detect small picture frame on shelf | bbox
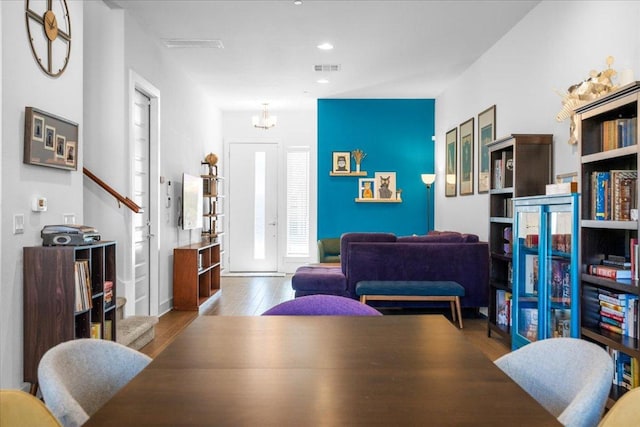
[332,151,351,174]
[459,118,474,195]
[358,178,375,199]
[477,105,496,193]
[445,127,457,197]
[374,172,396,200]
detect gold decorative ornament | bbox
[204,153,219,166]
[555,56,618,144]
[25,0,72,77]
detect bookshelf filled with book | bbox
[511,194,580,350]
[576,82,640,403]
[487,134,553,345]
[23,241,117,390]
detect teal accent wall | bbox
[318,99,435,239]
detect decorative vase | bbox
[356,164,361,173]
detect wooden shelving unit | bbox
[354,198,402,203]
[23,241,117,391]
[173,241,221,310]
[486,134,553,346]
[329,171,367,176]
[575,82,640,406]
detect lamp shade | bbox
[421,174,436,185]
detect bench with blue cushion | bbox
[355,280,465,328]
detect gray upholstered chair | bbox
[317,238,341,263]
[38,339,152,427]
[0,389,62,427]
[598,386,640,427]
[494,338,613,427]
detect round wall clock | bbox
[25,0,72,77]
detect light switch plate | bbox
[63,213,76,224]
[13,214,24,234]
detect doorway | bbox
[132,89,151,315]
[228,142,279,272]
[129,70,160,316]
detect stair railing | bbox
[83,167,143,213]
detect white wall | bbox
[435,0,640,240]
[222,109,318,273]
[83,1,223,317]
[1,1,84,389]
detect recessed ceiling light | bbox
[317,43,333,51]
[293,0,302,5]
[317,78,330,84]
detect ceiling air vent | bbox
[162,39,224,49]
[314,64,341,72]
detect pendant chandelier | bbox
[252,103,277,130]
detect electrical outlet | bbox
[13,214,24,234]
[63,213,76,224]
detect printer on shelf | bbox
[41,225,101,246]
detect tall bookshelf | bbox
[201,162,224,270]
[487,134,553,345]
[576,82,640,405]
[23,241,117,392]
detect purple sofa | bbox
[292,231,489,309]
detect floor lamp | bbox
[421,174,436,232]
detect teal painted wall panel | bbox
[318,99,435,239]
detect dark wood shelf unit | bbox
[23,241,117,389]
[576,82,640,404]
[173,241,221,310]
[486,134,553,345]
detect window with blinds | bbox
[286,148,310,257]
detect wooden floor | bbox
[140,275,511,361]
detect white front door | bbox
[132,89,151,315]
[228,142,278,272]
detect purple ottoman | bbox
[292,266,348,298]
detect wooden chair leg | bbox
[449,300,456,323]
[455,296,463,329]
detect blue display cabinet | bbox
[511,193,580,349]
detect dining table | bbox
[85,314,560,426]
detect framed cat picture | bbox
[374,172,397,200]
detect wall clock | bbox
[25,0,72,77]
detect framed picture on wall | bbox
[445,127,457,197]
[331,151,351,174]
[374,172,396,200]
[459,118,474,195]
[24,107,79,171]
[477,105,496,193]
[358,178,375,199]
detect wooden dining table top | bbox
[85,315,560,426]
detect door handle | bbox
[268,221,277,226]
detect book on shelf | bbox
[632,238,639,281]
[589,169,637,221]
[592,171,610,220]
[601,117,637,151]
[588,264,632,280]
[104,319,113,341]
[551,233,572,253]
[610,170,637,221]
[496,290,512,327]
[607,348,640,390]
[90,322,102,339]
[524,254,538,295]
[519,307,538,341]
[502,150,513,188]
[74,260,93,312]
[551,309,571,338]
[550,259,571,304]
[494,158,503,190]
[104,280,114,306]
